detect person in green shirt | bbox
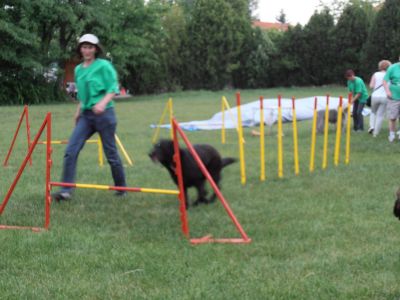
[346,69,369,131]
[52,34,127,201]
[383,61,400,142]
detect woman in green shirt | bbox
[52,34,127,201]
[346,69,369,131]
[383,61,400,142]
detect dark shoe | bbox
[114,191,127,197]
[368,128,374,134]
[51,191,71,202]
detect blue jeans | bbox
[352,100,365,130]
[59,108,126,193]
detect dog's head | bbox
[148,139,175,166]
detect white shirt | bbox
[371,71,386,97]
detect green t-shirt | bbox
[75,58,120,111]
[384,62,400,100]
[347,76,369,103]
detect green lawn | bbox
[1,86,400,299]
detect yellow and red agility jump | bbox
[0,111,251,245]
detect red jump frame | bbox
[3,105,32,167]
[0,113,52,231]
[172,118,251,244]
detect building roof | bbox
[252,20,289,31]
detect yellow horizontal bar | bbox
[140,188,179,195]
[75,183,109,190]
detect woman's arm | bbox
[369,74,375,89]
[74,102,81,125]
[383,80,391,99]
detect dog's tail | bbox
[222,157,237,168]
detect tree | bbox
[183,0,252,89]
[364,0,400,75]
[301,9,336,85]
[232,28,276,88]
[332,2,372,82]
[271,25,309,86]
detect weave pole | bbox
[322,95,330,169]
[291,97,299,175]
[334,96,344,166]
[236,92,246,185]
[259,96,266,181]
[345,94,352,164]
[221,96,226,144]
[309,97,318,172]
[172,118,251,244]
[277,95,283,178]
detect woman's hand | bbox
[93,101,106,114]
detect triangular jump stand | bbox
[172,118,251,244]
[3,105,32,167]
[0,113,52,231]
[3,105,133,167]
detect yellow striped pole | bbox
[277,95,283,178]
[38,139,98,145]
[236,92,246,185]
[115,134,133,166]
[292,97,299,175]
[51,182,179,195]
[322,95,330,169]
[309,97,318,172]
[98,136,104,167]
[222,96,245,144]
[334,96,344,166]
[140,188,179,195]
[345,94,352,165]
[259,96,266,181]
[152,99,170,144]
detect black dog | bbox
[149,139,236,208]
[393,188,400,220]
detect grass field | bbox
[1,86,400,299]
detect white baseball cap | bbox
[78,34,99,45]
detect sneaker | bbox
[51,191,71,202]
[368,128,374,134]
[114,191,127,197]
[389,134,396,142]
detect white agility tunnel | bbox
[153,96,369,131]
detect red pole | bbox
[44,113,52,229]
[25,106,32,166]
[0,114,49,214]
[3,106,27,166]
[172,121,190,238]
[172,118,250,241]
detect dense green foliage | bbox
[0,0,395,104]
